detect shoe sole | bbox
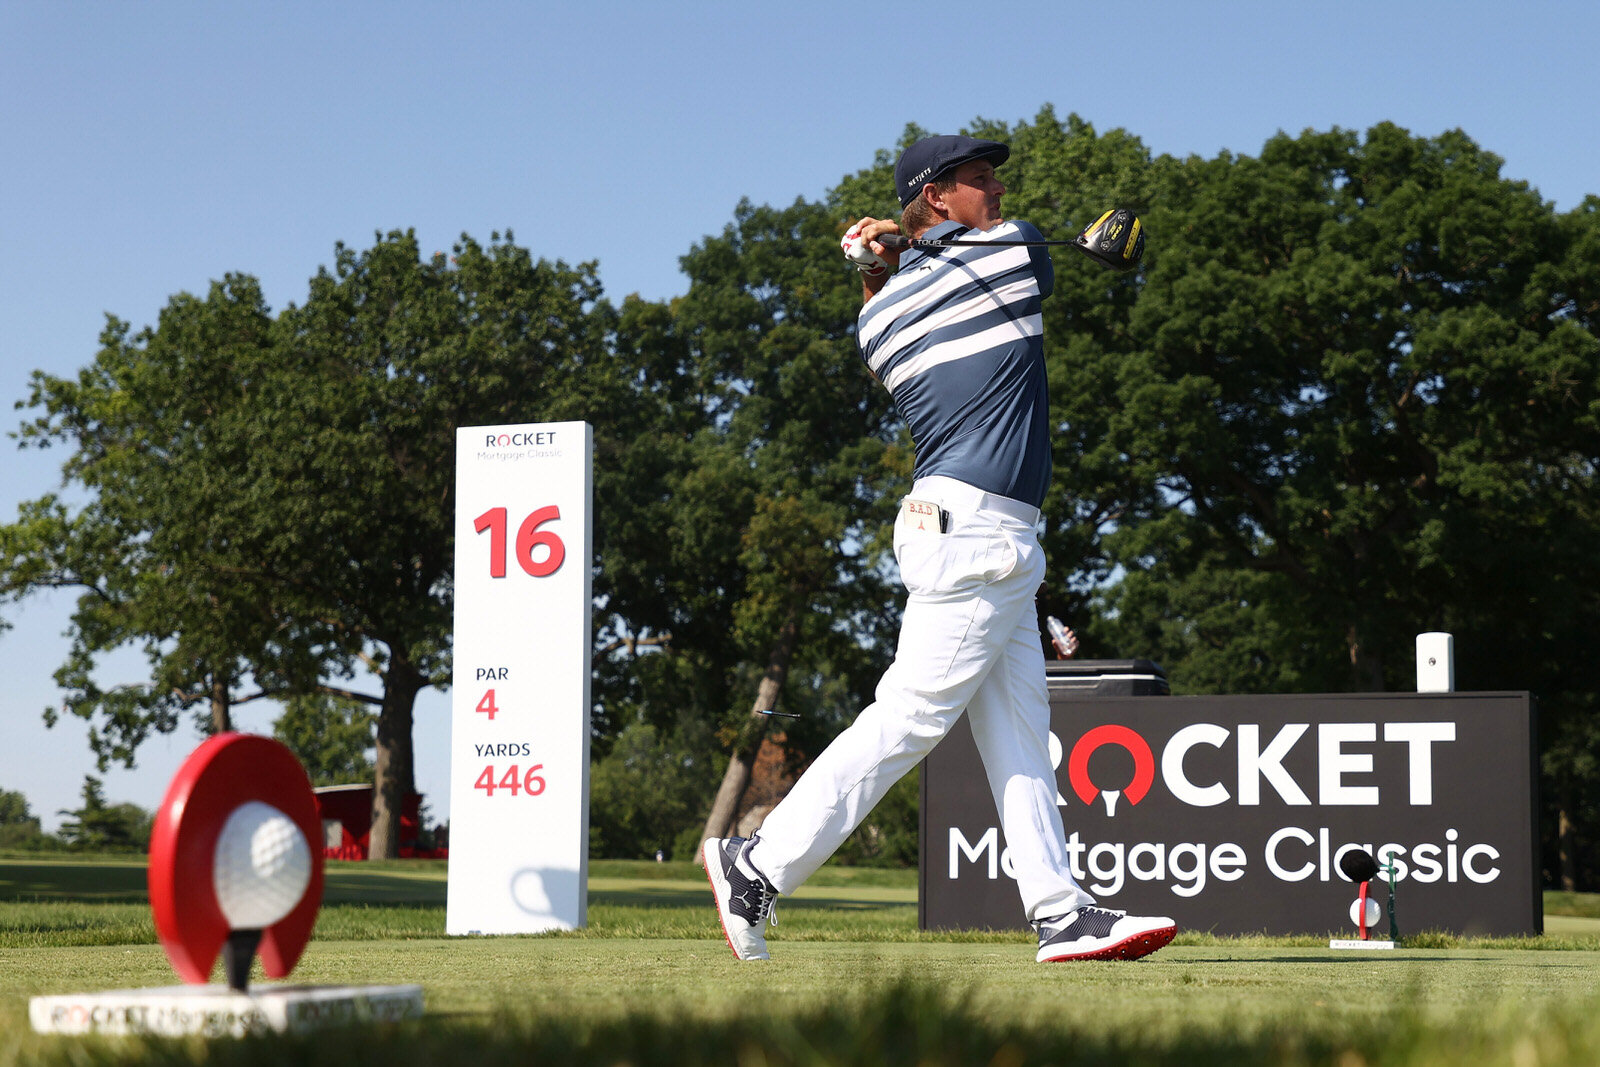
[1038,924,1176,962]
[702,839,766,961]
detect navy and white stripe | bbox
[858,219,1055,508]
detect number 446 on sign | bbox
[473,765,546,797]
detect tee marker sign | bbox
[447,422,592,935]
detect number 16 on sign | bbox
[447,422,592,936]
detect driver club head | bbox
[1339,847,1381,884]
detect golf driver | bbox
[876,207,1145,272]
[1338,847,1380,884]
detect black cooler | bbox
[1045,658,1170,697]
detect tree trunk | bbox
[699,747,757,862]
[1557,793,1578,892]
[1345,623,1386,691]
[369,652,422,860]
[696,609,800,863]
[209,675,233,735]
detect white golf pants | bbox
[750,475,1093,922]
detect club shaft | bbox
[878,234,1073,250]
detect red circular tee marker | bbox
[147,733,325,985]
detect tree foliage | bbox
[4,230,653,858]
[1096,124,1599,697]
[2,277,299,762]
[589,719,724,860]
[55,776,151,852]
[667,196,910,846]
[273,692,376,787]
[997,115,1597,885]
[0,787,46,849]
[3,109,1596,884]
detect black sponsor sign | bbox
[919,692,1539,937]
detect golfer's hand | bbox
[841,217,902,277]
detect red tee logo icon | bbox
[1066,724,1156,816]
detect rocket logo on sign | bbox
[1054,720,1460,813]
[1067,724,1156,815]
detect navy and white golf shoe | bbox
[1033,906,1176,962]
[703,835,779,961]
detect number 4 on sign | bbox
[476,690,499,720]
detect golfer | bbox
[706,134,1176,963]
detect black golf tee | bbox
[223,928,263,992]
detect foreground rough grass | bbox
[2,856,1599,1065]
[3,939,1600,1065]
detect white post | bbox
[447,422,592,935]
[1415,632,1455,693]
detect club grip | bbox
[876,233,912,251]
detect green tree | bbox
[252,231,631,857]
[586,295,730,745]
[274,693,375,786]
[4,230,648,858]
[1087,123,1598,692]
[56,776,151,852]
[589,718,724,859]
[669,196,908,849]
[0,787,45,849]
[1065,123,1600,884]
[1,277,313,764]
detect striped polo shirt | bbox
[857,219,1055,508]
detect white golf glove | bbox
[841,224,888,277]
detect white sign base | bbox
[1329,939,1397,950]
[30,984,423,1036]
[447,422,592,935]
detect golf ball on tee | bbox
[213,801,312,929]
[1350,896,1382,928]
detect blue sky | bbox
[3,1,1596,831]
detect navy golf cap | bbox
[895,134,1010,207]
